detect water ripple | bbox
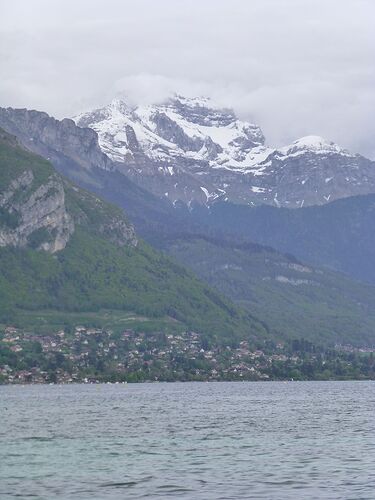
[1,381,375,499]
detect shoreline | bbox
[2,377,374,386]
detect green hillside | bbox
[163,235,375,346]
[0,130,267,344]
[191,198,375,285]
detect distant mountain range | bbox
[2,100,375,346]
[163,234,375,346]
[73,96,375,208]
[191,196,375,285]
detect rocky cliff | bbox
[0,171,74,253]
[0,128,137,253]
[0,130,74,252]
[0,107,112,172]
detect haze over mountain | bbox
[2,0,375,159]
[192,196,375,286]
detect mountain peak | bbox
[281,135,350,156]
[106,98,135,117]
[109,97,133,111]
[294,135,330,147]
[73,95,265,167]
[172,94,212,108]
[69,96,375,208]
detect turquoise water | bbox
[1,381,375,499]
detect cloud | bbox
[1,0,375,157]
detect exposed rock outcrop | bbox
[0,170,74,253]
[0,127,138,253]
[0,107,112,171]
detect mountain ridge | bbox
[190,195,375,285]
[73,95,375,208]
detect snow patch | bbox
[200,186,210,201]
[250,186,266,193]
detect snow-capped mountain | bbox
[74,96,375,207]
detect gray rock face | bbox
[244,143,375,208]
[0,107,112,172]
[152,111,203,152]
[125,125,140,152]
[0,170,74,253]
[100,217,138,247]
[0,127,138,253]
[171,97,236,126]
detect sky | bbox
[1,0,375,157]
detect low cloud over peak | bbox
[1,0,374,157]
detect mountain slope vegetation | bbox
[162,235,375,346]
[0,129,267,344]
[3,109,375,348]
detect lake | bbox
[1,381,375,499]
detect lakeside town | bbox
[1,325,375,384]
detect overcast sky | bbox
[1,0,374,157]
